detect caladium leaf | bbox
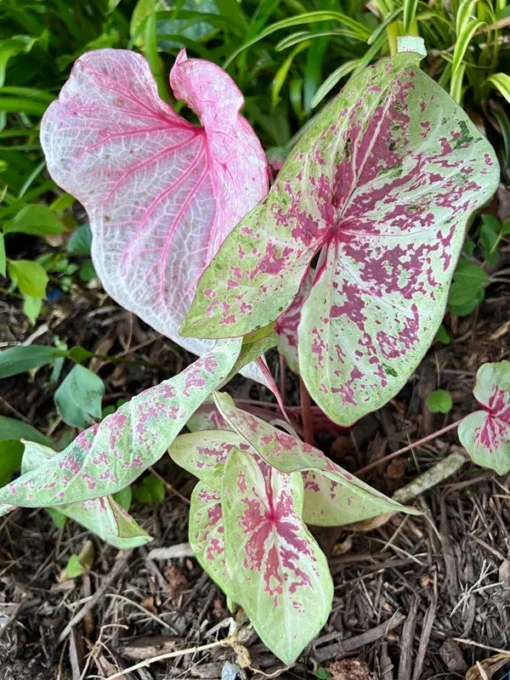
[214,392,419,525]
[458,361,510,474]
[223,446,333,664]
[21,442,151,548]
[189,482,236,601]
[186,399,231,433]
[169,430,247,491]
[40,48,268,361]
[0,339,241,508]
[183,51,499,425]
[275,268,313,374]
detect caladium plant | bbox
[182,50,500,425]
[168,392,418,661]
[459,361,510,474]
[3,37,502,666]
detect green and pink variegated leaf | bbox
[222,446,333,663]
[41,49,267,366]
[183,51,499,425]
[21,442,151,548]
[214,392,419,525]
[458,361,510,475]
[189,482,236,601]
[0,339,241,508]
[186,399,231,433]
[275,268,313,374]
[169,430,247,491]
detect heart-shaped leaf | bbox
[0,339,241,508]
[23,442,151,548]
[222,446,333,664]
[458,361,510,474]
[214,392,419,525]
[183,52,499,425]
[189,481,236,601]
[41,48,268,361]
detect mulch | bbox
[1,246,510,679]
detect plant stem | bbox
[356,419,463,476]
[299,376,314,446]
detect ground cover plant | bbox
[0,1,509,677]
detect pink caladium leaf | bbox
[20,442,151,548]
[183,51,500,425]
[189,482,236,601]
[458,361,510,475]
[214,392,419,525]
[0,338,241,508]
[222,446,333,663]
[40,49,268,362]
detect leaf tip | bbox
[397,36,427,58]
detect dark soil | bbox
[1,245,510,679]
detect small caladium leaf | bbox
[223,446,333,664]
[458,361,510,474]
[0,339,241,508]
[186,398,231,433]
[214,392,419,525]
[41,48,268,361]
[169,430,247,491]
[189,481,236,601]
[183,52,499,425]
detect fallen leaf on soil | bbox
[164,564,189,594]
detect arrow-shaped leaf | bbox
[222,446,333,664]
[183,52,499,425]
[214,392,419,525]
[459,361,510,474]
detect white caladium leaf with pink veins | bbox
[214,392,419,525]
[189,482,238,602]
[40,48,268,360]
[0,338,241,509]
[183,51,500,425]
[458,361,510,475]
[222,446,333,663]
